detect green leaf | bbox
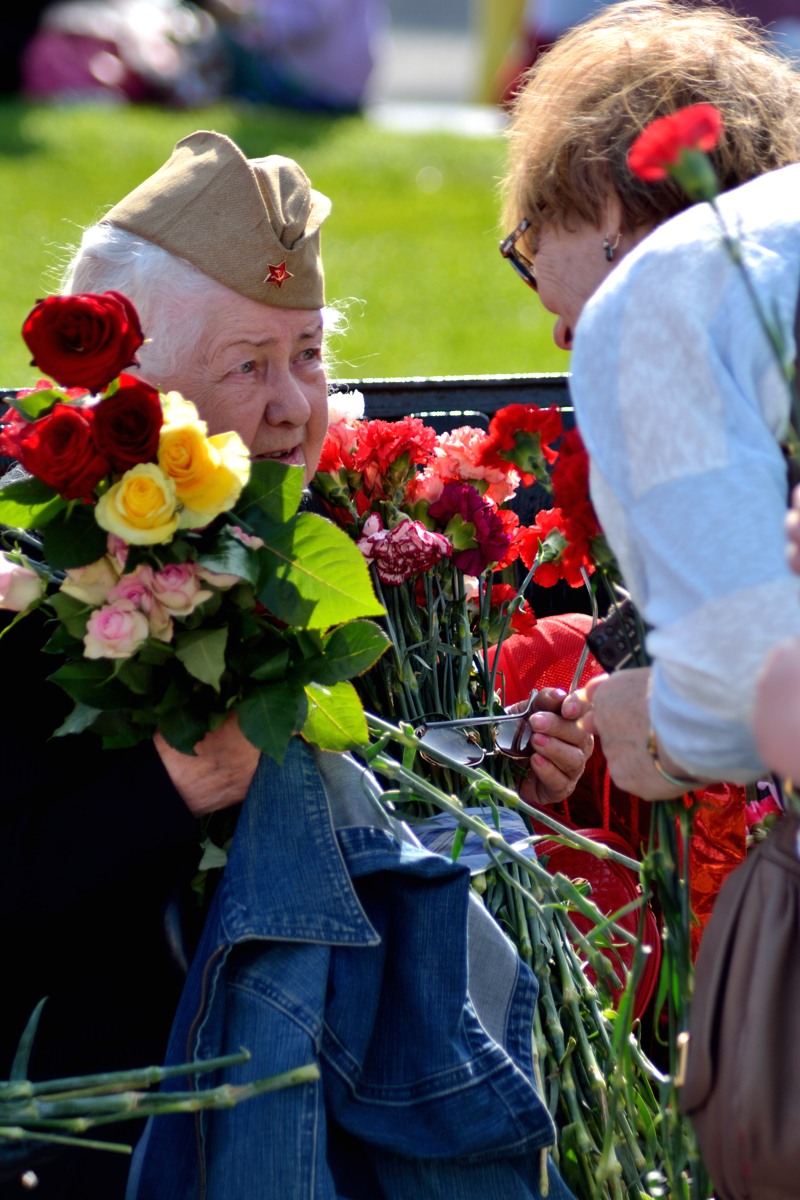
[156,704,210,755]
[235,680,306,763]
[317,621,390,683]
[9,387,64,420]
[11,998,48,1082]
[49,659,139,709]
[48,591,91,638]
[198,838,229,871]
[115,657,155,696]
[257,512,384,630]
[302,681,368,751]
[175,627,228,691]
[43,507,108,570]
[0,476,65,531]
[51,701,104,738]
[197,530,259,586]
[236,460,304,525]
[250,646,290,682]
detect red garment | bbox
[493,616,748,958]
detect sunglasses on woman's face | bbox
[416,693,537,768]
[499,218,538,292]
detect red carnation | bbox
[478,404,563,486]
[516,506,595,589]
[92,374,163,472]
[627,104,723,199]
[551,427,601,540]
[18,403,110,500]
[22,291,144,393]
[353,416,437,497]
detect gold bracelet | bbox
[646,728,702,791]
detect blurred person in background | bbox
[199,0,387,112]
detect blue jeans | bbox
[126,741,575,1200]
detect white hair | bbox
[61,223,346,385]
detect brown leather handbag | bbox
[678,812,800,1199]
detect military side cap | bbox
[102,130,330,309]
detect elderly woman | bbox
[498,0,800,799]
[1,132,587,1200]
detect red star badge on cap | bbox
[264,261,293,288]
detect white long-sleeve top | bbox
[570,163,800,782]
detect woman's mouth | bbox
[255,447,304,467]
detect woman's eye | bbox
[298,347,321,363]
[238,360,256,374]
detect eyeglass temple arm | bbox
[422,692,538,730]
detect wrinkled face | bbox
[526,201,654,351]
[162,289,329,484]
[530,220,622,352]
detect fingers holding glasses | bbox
[518,687,595,808]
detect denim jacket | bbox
[126,740,574,1200]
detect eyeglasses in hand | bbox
[416,691,538,768]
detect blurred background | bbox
[0,0,796,387]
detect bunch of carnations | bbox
[0,292,387,760]
[311,403,604,737]
[312,406,674,1199]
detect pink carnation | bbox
[434,426,521,505]
[356,513,451,585]
[83,601,150,659]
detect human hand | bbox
[154,713,260,817]
[577,667,695,800]
[516,686,594,808]
[754,635,800,782]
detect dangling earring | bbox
[602,232,621,263]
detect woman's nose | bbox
[553,317,574,352]
[263,373,311,426]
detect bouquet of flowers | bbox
[312,403,674,1199]
[0,291,388,761]
[312,404,611,733]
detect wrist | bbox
[646,726,704,792]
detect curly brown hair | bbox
[502,0,800,243]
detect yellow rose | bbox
[159,425,250,528]
[95,463,179,545]
[159,390,206,432]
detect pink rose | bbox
[150,562,213,615]
[356,513,451,585]
[106,534,129,571]
[0,553,44,612]
[60,555,121,605]
[107,564,172,640]
[197,565,244,591]
[230,525,265,550]
[83,601,150,659]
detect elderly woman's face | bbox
[530,213,653,351]
[165,290,329,484]
[530,221,620,352]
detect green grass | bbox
[0,99,570,388]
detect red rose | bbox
[22,291,145,393]
[627,103,723,182]
[18,403,110,500]
[92,373,163,472]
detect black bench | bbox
[332,372,572,430]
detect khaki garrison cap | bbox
[102,130,331,309]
